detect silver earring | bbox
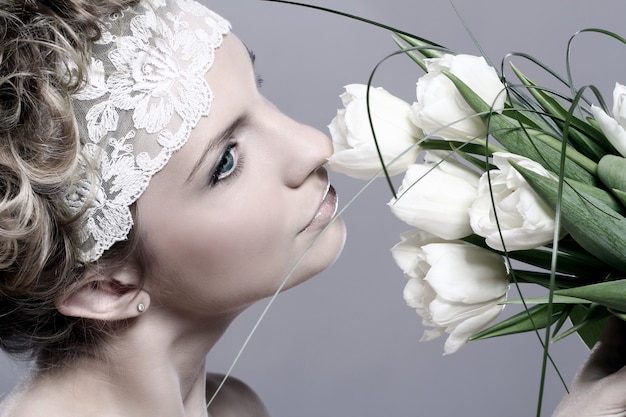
[137,303,146,313]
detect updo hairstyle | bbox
[0,0,139,368]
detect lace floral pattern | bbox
[66,0,230,262]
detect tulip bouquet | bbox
[340,38,626,353]
[266,1,626,363]
[329,39,626,356]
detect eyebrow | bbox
[246,45,264,88]
[247,45,256,65]
[186,115,248,183]
[185,45,260,183]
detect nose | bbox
[270,108,333,188]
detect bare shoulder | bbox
[0,390,42,417]
[205,373,271,417]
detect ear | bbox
[55,265,150,321]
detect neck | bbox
[22,309,241,417]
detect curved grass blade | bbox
[565,28,626,106]
[206,170,381,410]
[262,0,445,49]
[509,65,612,160]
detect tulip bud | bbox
[598,154,626,194]
[469,152,562,251]
[410,54,506,141]
[391,229,509,354]
[591,83,626,157]
[389,151,479,240]
[327,84,422,180]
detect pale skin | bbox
[0,32,346,417]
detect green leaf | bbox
[550,175,624,215]
[420,139,495,157]
[470,303,568,340]
[510,249,608,277]
[393,32,446,59]
[392,35,427,72]
[391,33,446,72]
[443,71,596,184]
[503,295,590,304]
[529,131,598,176]
[613,189,626,207]
[503,101,553,133]
[452,149,494,172]
[509,63,610,161]
[608,308,626,321]
[510,270,595,289]
[512,163,626,272]
[565,304,609,349]
[556,280,626,312]
[461,234,610,277]
[552,304,575,337]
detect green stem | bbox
[473,138,507,154]
[530,131,598,175]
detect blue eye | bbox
[211,143,240,185]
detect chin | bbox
[286,217,347,290]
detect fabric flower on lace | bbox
[66,0,230,262]
[107,14,209,134]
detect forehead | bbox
[146,33,254,186]
[68,0,234,262]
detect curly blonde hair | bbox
[0,0,140,368]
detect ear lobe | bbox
[56,267,150,321]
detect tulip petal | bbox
[327,84,421,179]
[389,152,479,240]
[469,152,562,251]
[411,54,506,141]
[512,162,626,272]
[422,243,508,303]
[590,105,626,157]
[443,303,504,355]
[391,229,509,354]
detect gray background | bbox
[2,1,626,416]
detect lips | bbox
[300,180,339,233]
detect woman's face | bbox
[136,34,346,319]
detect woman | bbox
[0,0,344,415]
[0,0,624,416]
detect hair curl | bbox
[0,0,140,368]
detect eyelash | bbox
[210,142,243,186]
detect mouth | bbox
[300,180,339,233]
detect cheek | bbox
[138,188,297,305]
[154,207,279,271]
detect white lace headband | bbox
[64,0,230,262]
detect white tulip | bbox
[327,84,422,180]
[591,82,626,157]
[389,151,479,240]
[410,54,506,141]
[469,152,560,251]
[391,229,509,354]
